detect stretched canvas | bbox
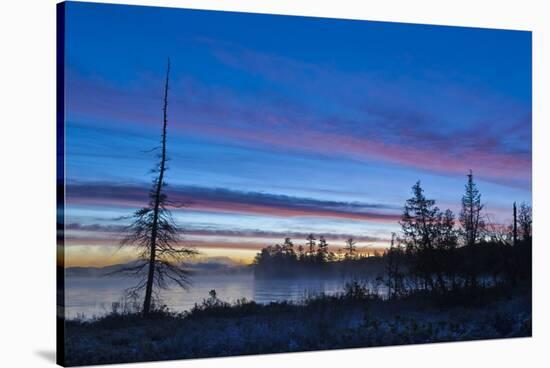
[57,1,532,366]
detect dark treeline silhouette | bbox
[253,233,385,278]
[385,175,531,299]
[254,171,532,299]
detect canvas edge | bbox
[56,1,67,367]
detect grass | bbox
[63,283,531,366]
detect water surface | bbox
[65,273,377,319]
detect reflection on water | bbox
[65,273,372,319]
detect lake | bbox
[64,273,381,319]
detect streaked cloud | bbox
[66,222,389,243]
[66,182,401,222]
[67,62,531,188]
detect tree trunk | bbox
[143,59,171,315]
[513,202,518,247]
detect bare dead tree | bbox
[119,59,197,315]
[513,202,518,246]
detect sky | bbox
[62,2,532,267]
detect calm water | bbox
[65,273,373,319]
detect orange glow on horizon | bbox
[63,243,389,268]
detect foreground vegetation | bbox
[64,282,531,366]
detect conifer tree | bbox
[459,170,484,247]
[120,59,197,315]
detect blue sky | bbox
[62,2,532,266]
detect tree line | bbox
[252,232,385,277]
[385,172,531,298]
[254,171,532,296]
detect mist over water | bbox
[65,273,382,319]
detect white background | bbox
[0,0,549,367]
